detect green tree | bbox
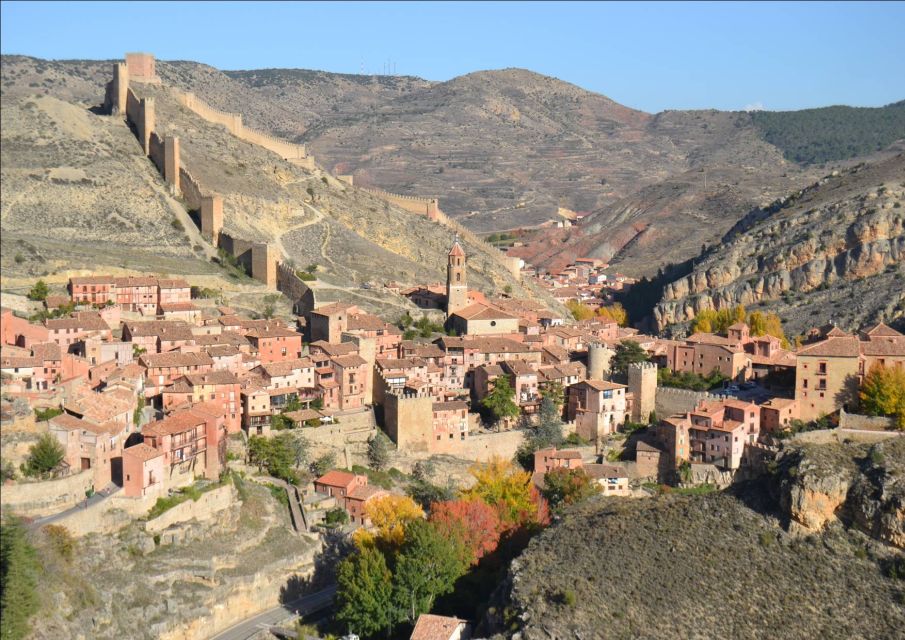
[610,340,649,381]
[540,380,564,409]
[335,546,395,638]
[541,467,600,511]
[0,517,40,640]
[393,519,468,625]
[367,432,392,472]
[309,452,336,477]
[26,280,48,302]
[21,433,65,478]
[482,376,519,423]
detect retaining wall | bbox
[839,409,897,431]
[144,484,236,533]
[1,470,94,518]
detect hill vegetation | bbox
[751,100,905,164]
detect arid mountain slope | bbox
[653,154,905,334]
[1,56,538,316]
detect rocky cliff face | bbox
[654,154,905,333]
[773,438,904,549]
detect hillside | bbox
[652,153,905,334]
[3,54,902,283]
[493,439,905,639]
[752,100,905,164]
[0,56,538,316]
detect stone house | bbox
[48,412,126,488]
[140,351,214,396]
[567,380,628,441]
[313,469,367,500]
[140,404,226,489]
[345,484,389,526]
[331,354,370,410]
[447,302,520,336]
[534,447,583,474]
[122,443,166,498]
[161,371,242,433]
[308,303,359,344]
[410,614,471,640]
[244,325,303,363]
[584,463,631,496]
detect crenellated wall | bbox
[175,91,315,169]
[219,232,277,288]
[125,88,154,155]
[361,187,443,221]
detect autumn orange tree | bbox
[429,498,502,565]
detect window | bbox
[818,362,827,375]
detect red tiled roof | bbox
[315,469,359,489]
[123,443,164,461]
[797,336,861,358]
[410,614,466,640]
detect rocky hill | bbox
[492,439,905,639]
[0,56,539,316]
[3,55,903,284]
[652,154,905,334]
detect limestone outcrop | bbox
[772,438,905,548]
[654,155,905,333]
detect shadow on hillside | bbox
[278,529,352,610]
[726,476,784,522]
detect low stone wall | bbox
[1,469,94,518]
[839,409,897,431]
[655,387,722,418]
[145,484,236,533]
[793,427,903,445]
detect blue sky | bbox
[2,1,903,112]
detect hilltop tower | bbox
[446,236,468,317]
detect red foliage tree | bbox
[429,498,502,565]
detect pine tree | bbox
[367,432,392,472]
[481,376,519,422]
[0,518,40,640]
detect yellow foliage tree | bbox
[358,494,424,548]
[860,364,905,429]
[566,299,595,321]
[460,456,538,528]
[597,303,628,326]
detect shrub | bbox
[26,280,49,301]
[170,218,184,232]
[41,524,74,561]
[33,407,62,422]
[324,507,348,527]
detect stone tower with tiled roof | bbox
[446,236,468,317]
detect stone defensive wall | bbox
[655,387,724,419]
[104,55,288,289]
[360,187,443,221]
[0,469,95,518]
[175,91,315,169]
[276,262,316,316]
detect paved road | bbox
[28,483,120,529]
[208,586,337,640]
